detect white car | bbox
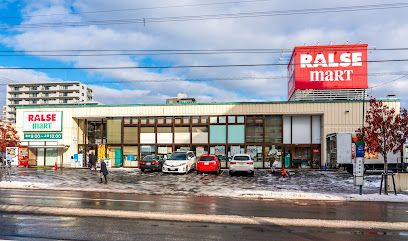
[162,151,196,174]
[229,154,255,176]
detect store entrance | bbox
[78,144,98,168]
[35,148,58,166]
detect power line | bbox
[370,74,408,89]
[1,47,408,57]
[2,2,408,29]
[0,58,407,70]
[0,0,274,19]
[0,71,406,86]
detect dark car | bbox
[139,155,164,172]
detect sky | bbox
[0,0,407,107]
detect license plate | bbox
[146,163,151,166]
[204,163,209,165]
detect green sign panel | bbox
[24,133,63,140]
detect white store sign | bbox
[23,111,63,132]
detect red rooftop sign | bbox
[288,44,368,99]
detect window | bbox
[140,127,156,144]
[44,86,50,90]
[148,118,155,125]
[123,127,138,144]
[210,116,217,124]
[183,117,190,125]
[164,117,172,124]
[63,92,68,97]
[218,116,226,124]
[237,116,245,123]
[228,116,236,124]
[200,116,208,124]
[140,118,147,125]
[192,126,208,144]
[31,86,38,91]
[192,117,199,124]
[124,118,131,125]
[175,117,182,125]
[131,118,139,125]
[30,93,38,98]
[31,100,37,104]
[63,99,68,104]
[265,116,283,143]
[107,119,122,144]
[157,117,164,125]
[82,93,84,96]
[43,100,49,104]
[44,93,49,97]
[14,87,20,91]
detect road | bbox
[0,188,407,240]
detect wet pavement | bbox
[0,167,400,201]
[0,213,407,241]
[0,188,407,222]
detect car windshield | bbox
[233,156,250,161]
[199,156,214,162]
[168,153,187,160]
[143,155,158,161]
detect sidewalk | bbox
[0,167,407,202]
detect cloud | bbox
[0,0,407,107]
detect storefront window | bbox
[237,116,245,124]
[210,125,226,144]
[210,116,217,124]
[158,146,173,159]
[123,146,138,167]
[108,146,122,167]
[157,127,172,144]
[293,147,312,168]
[265,116,283,143]
[192,145,208,157]
[174,127,190,144]
[200,116,208,124]
[228,145,245,161]
[141,145,155,158]
[192,116,200,124]
[210,145,227,168]
[228,116,236,124]
[174,145,190,152]
[124,118,131,125]
[165,117,173,125]
[157,117,164,125]
[218,116,226,124]
[246,125,263,143]
[140,127,156,144]
[246,145,263,168]
[264,145,283,168]
[228,125,245,144]
[87,121,105,144]
[107,119,122,144]
[192,126,208,144]
[123,127,138,144]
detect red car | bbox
[196,154,221,174]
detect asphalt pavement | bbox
[0,188,407,222]
[0,213,406,241]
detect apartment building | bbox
[5,82,94,123]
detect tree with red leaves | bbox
[0,123,20,160]
[358,99,408,194]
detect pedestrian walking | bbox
[89,153,97,170]
[99,159,109,184]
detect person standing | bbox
[99,159,109,184]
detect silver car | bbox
[229,154,255,176]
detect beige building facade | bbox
[15,99,400,169]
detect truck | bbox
[326,133,405,173]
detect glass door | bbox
[45,148,57,166]
[36,148,45,166]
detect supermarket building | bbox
[14,99,400,169]
[14,43,399,169]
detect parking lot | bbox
[0,167,398,201]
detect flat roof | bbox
[15,98,400,109]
